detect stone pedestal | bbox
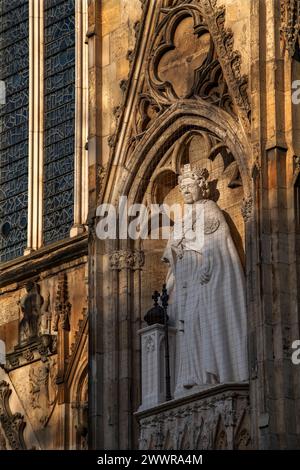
[138,324,177,411]
[135,383,250,450]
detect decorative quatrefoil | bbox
[156,16,212,99]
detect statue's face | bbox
[180,177,202,204]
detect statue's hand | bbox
[199,270,211,285]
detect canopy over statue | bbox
[162,164,248,396]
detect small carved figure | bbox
[19,282,43,344]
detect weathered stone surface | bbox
[136,384,251,450]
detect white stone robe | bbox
[163,199,248,394]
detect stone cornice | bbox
[134,382,249,419]
[0,234,88,288]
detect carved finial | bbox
[152,290,160,306]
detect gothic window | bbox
[43,0,75,245]
[0,0,29,262]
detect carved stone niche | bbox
[135,384,251,450]
[5,281,57,371]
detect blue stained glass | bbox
[45,154,74,180]
[0,158,28,185]
[44,136,74,164]
[0,40,29,68]
[43,0,75,245]
[5,69,29,96]
[45,48,75,77]
[45,0,75,27]
[0,4,29,34]
[45,83,74,111]
[0,122,28,149]
[45,101,75,130]
[0,106,28,131]
[44,119,74,147]
[0,0,28,15]
[44,0,69,11]
[0,89,29,116]
[45,67,74,94]
[0,1,29,263]
[0,21,28,49]
[0,141,28,166]
[45,16,75,44]
[0,192,27,218]
[44,190,73,213]
[45,33,75,58]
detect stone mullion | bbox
[25,0,44,254]
[71,0,89,237]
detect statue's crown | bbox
[179,164,209,182]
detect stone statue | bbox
[162,164,248,395]
[18,282,43,344]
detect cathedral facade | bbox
[0,0,300,450]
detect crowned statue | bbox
[162,164,248,396]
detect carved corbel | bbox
[109,250,145,271]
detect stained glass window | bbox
[43,0,75,245]
[0,0,29,262]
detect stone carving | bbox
[241,196,253,222]
[22,349,34,362]
[147,6,237,118]
[6,286,55,370]
[53,273,71,331]
[0,426,7,450]
[145,335,155,353]
[39,292,52,336]
[294,154,300,171]
[109,0,250,157]
[0,381,26,449]
[97,165,107,204]
[18,282,43,344]
[281,0,300,57]
[162,164,248,395]
[135,93,163,135]
[109,249,145,271]
[201,1,250,124]
[137,385,250,450]
[29,357,57,426]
